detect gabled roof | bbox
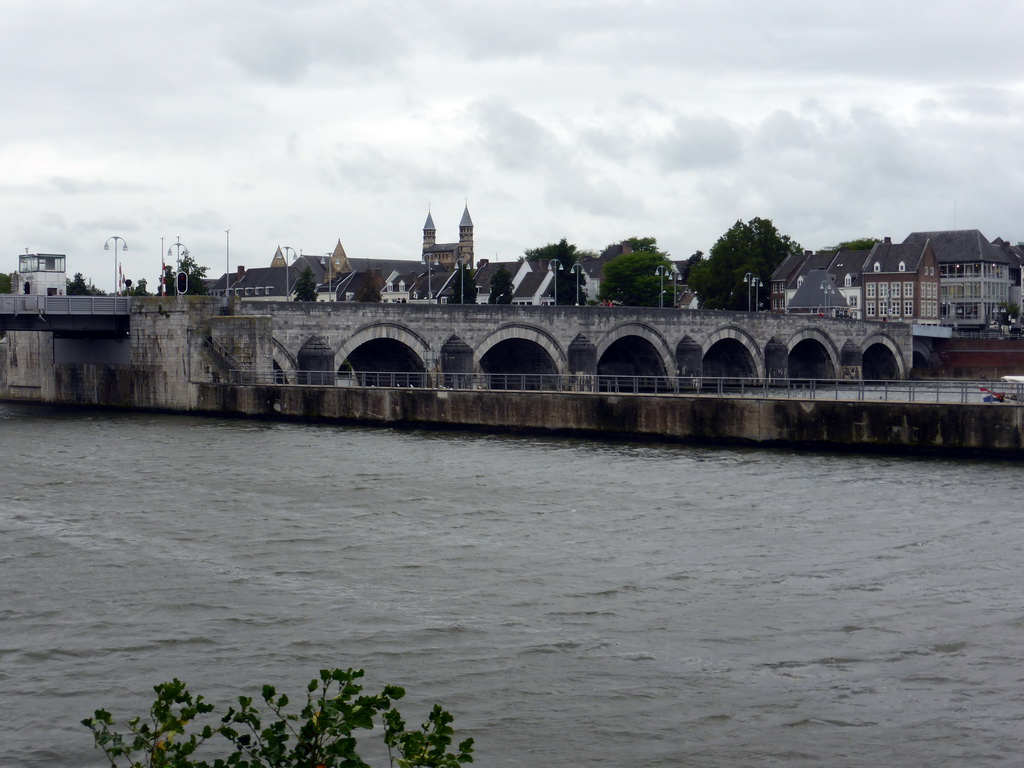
[788,269,849,310]
[862,240,930,274]
[903,229,1014,266]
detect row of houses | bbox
[207,211,695,307]
[772,230,1023,329]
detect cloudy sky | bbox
[4,0,1024,291]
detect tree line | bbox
[2,222,879,309]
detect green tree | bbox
[821,237,881,252]
[450,264,478,304]
[356,271,383,302]
[598,237,672,306]
[0,272,13,293]
[83,668,474,768]
[128,277,150,296]
[67,272,106,295]
[488,267,514,304]
[688,217,802,311]
[677,251,704,283]
[523,238,596,263]
[163,253,210,296]
[293,266,319,301]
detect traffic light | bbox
[176,271,188,295]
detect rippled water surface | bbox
[2,403,1023,767]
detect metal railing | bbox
[214,368,1024,405]
[0,295,132,315]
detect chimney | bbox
[804,250,813,256]
[236,265,246,279]
[883,237,891,244]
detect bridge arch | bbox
[335,323,430,372]
[862,333,907,380]
[475,323,566,375]
[595,323,674,378]
[703,326,764,379]
[272,339,298,384]
[786,327,840,380]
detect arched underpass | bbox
[702,338,758,380]
[480,338,557,389]
[340,338,425,386]
[788,338,836,380]
[863,343,901,380]
[597,336,668,392]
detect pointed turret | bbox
[270,246,286,268]
[423,209,436,255]
[331,239,352,276]
[459,204,474,268]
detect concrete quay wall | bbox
[193,383,1024,456]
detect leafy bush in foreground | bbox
[83,667,474,768]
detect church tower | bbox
[422,211,436,259]
[458,204,474,268]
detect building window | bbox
[874,262,881,272]
[845,274,852,287]
[849,295,858,308]
[879,283,889,298]
[891,282,901,298]
[867,302,876,317]
[899,261,906,271]
[904,282,914,298]
[905,300,914,316]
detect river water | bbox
[1,403,1022,767]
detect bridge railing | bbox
[216,369,1020,405]
[0,295,132,315]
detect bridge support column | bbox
[764,338,788,382]
[441,335,474,388]
[841,340,863,380]
[676,336,702,379]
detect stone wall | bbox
[191,383,1024,456]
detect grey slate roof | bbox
[459,205,473,228]
[902,229,1014,266]
[862,240,930,274]
[424,212,436,231]
[788,269,849,310]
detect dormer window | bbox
[874,262,881,272]
[797,276,804,287]
[898,261,906,272]
[845,274,852,287]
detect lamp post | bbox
[753,276,762,311]
[570,262,584,306]
[743,272,755,311]
[104,236,128,296]
[166,237,189,295]
[671,268,680,308]
[655,265,670,309]
[548,259,562,306]
[820,279,835,317]
[455,258,466,304]
[280,246,297,299]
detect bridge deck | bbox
[0,295,133,335]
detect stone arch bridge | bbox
[221,301,913,383]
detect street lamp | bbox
[166,237,189,295]
[820,279,836,317]
[548,259,562,306]
[655,265,670,309]
[104,236,128,296]
[426,258,440,301]
[753,276,762,311]
[570,262,584,306]
[743,272,755,311]
[455,258,467,304]
[280,246,297,299]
